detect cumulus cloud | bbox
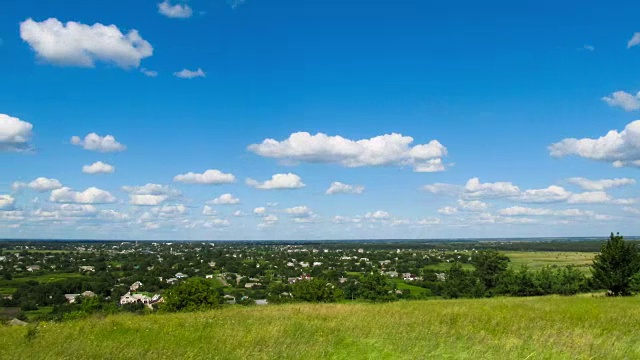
[50,187,115,204]
[158,0,193,18]
[365,210,390,220]
[326,182,364,195]
[602,91,640,111]
[248,132,447,172]
[567,191,612,204]
[20,18,152,68]
[457,199,488,211]
[202,205,217,216]
[246,173,305,190]
[233,210,244,217]
[71,133,126,152]
[417,217,441,225]
[567,177,636,191]
[122,183,180,197]
[464,178,520,198]
[0,195,15,210]
[438,206,458,215]
[154,204,187,216]
[228,0,247,9]
[284,206,313,218]
[174,68,206,79]
[422,183,461,195]
[260,214,279,226]
[82,161,115,174]
[548,120,640,168]
[140,68,158,77]
[208,193,240,205]
[628,32,640,48]
[498,206,610,220]
[98,209,129,221]
[129,194,168,206]
[0,114,33,152]
[517,186,571,203]
[253,207,266,215]
[12,177,62,192]
[173,169,235,184]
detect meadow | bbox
[1,295,639,359]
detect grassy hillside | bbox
[2,296,640,359]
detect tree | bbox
[162,278,222,312]
[442,262,485,299]
[591,232,640,296]
[358,272,396,302]
[470,250,509,292]
[291,279,343,303]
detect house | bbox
[81,291,96,297]
[120,292,152,305]
[385,271,399,278]
[245,282,261,289]
[435,273,447,282]
[130,281,143,292]
[338,277,348,284]
[299,262,309,268]
[166,278,178,284]
[286,262,295,267]
[0,256,5,261]
[175,272,188,279]
[312,262,323,267]
[26,265,41,272]
[403,273,418,281]
[79,266,95,272]
[223,295,236,304]
[205,274,214,279]
[208,261,216,267]
[64,294,80,303]
[254,299,268,305]
[357,248,365,253]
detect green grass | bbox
[424,262,474,271]
[24,306,53,321]
[0,273,84,295]
[2,295,640,359]
[504,251,596,274]
[391,279,428,295]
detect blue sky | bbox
[2,0,640,240]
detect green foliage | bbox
[161,277,222,312]
[495,265,588,296]
[470,250,509,291]
[24,324,39,342]
[358,272,396,302]
[591,232,640,296]
[291,279,343,303]
[442,262,485,299]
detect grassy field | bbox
[505,251,596,273]
[2,295,639,359]
[0,273,84,295]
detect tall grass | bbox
[1,296,639,359]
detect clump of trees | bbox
[291,278,343,303]
[591,232,640,296]
[161,278,223,312]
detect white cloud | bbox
[174,68,206,79]
[438,206,458,215]
[228,0,246,9]
[417,217,441,225]
[628,32,640,48]
[549,120,640,168]
[0,114,33,152]
[253,207,266,215]
[567,191,611,204]
[583,44,595,52]
[20,18,152,68]
[517,186,571,203]
[457,199,488,211]
[332,215,361,224]
[71,133,126,152]
[158,0,193,18]
[50,187,115,204]
[464,178,520,198]
[248,132,447,172]
[205,219,230,227]
[365,210,390,220]
[261,214,278,225]
[422,183,461,195]
[498,206,610,220]
[208,193,240,205]
[32,204,98,220]
[13,177,62,192]
[246,173,305,190]
[140,68,158,77]
[129,194,167,206]
[284,206,313,218]
[154,204,187,215]
[0,195,15,210]
[567,177,636,191]
[602,91,640,111]
[82,161,115,174]
[326,182,364,195]
[98,209,129,221]
[202,205,217,216]
[174,169,235,184]
[233,210,244,217]
[122,183,180,197]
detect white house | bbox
[175,272,188,279]
[130,281,143,292]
